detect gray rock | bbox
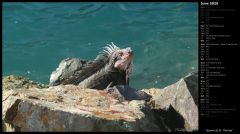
[49,58,88,86]
[143,71,198,132]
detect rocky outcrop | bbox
[3,75,48,90]
[2,76,166,132]
[2,72,198,132]
[144,72,198,132]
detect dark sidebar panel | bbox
[199,0,239,133]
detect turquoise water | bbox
[3,2,198,89]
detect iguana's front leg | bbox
[104,85,152,103]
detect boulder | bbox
[49,58,86,86]
[49,55,108,86]
[2,72,198,132]
[2,76,166,132]
[143,72,198,132]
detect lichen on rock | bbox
[2,75,49,91]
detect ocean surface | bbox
[3,2,198,89]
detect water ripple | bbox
[3,2,198,89]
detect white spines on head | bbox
[101,42,120,56]
[110,42,118,50]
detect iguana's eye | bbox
[114,56,119,62]
[113,54,118,62]
[118,52,123,56]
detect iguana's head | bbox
[102,42,133,75]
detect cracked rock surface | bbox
[2,72,198,132]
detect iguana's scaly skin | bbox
[104,85,152,102]
[50,43,132,89]
[78,43,133,89]
[49,42,151,101]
